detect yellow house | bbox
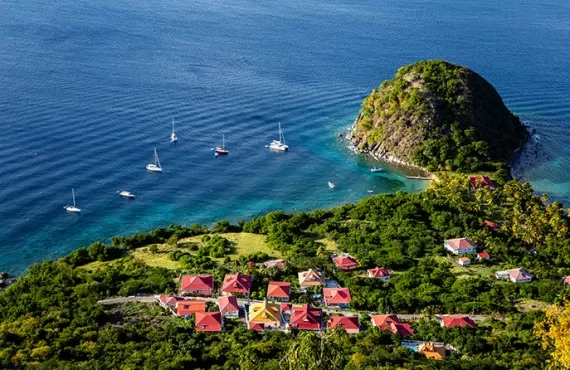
[248,301,281,331]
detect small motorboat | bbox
[119,191,135,199]
[370,167,383,173]
[328,182,336,189]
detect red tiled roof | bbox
[195,312,222,332]
[218,296,239,313]
[180,275,214,292]
[564,276,570,285]
[221,273,252,294]
[478,252,490,259]
[159,294,179,306]
[280,303,293,312]
[484,220,500,229]
[249,322,265,331]
[441,316,476,329]
[328,316,359,333]
[323,288,351,305]
[458,257,470,262]
[176,300,206,316]
[371,314,400,328]
[368,267,390,278]
[445,238,476,251]
[267,281,291,298]
[389,322,414,337]
[506,268,533,282]
[290,304,322,330]
[332,254,359,270]
[264,259,285,269]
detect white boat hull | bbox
[120,191,135,198]
[269,141,288,151]
[64,205,81,213]
[146,164,162,172]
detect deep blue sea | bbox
[1,0,569,274]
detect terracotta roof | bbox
[176,300,206,316]
[267,281,291,298]
[564,276,570,285]
[280,303,293,312]
[484,220,500,229]
[180,275,214,292]
[445,238,476,251]
[478,252,490,259]
[419,343,446,360]
[332,254,359,270]
[218,295,240,313]
[323,288,351,305]
[371,314,400,328]
[290,304,322,327]
[249,322,265,331]
[221,272,252,294]
[458,257,470,262]
[368,267,390,278]
[328,316,359,332]
[195,312,222,332]
[441,315,476,329]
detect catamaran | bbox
[215,135,229,155]
[146,148,163,172]
[64,188,81,213]
[170,119,178,143]
[119,191,135,198]
[268,122,289,151]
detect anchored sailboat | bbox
[215,135,229,155]
[170,119,178,143]
[64,188,81,213]
[146,148,163,172]
[268,122,288,151]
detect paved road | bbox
[96,296,498,321]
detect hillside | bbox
[351,60,527,171]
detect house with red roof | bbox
[495,268,533,283]
[289,304,322,331]
[179,275,214,296]
[264,259,286,269]
[323,287,351,308]
[327,316,360,334]
[157,294,180,311]
[367,267,391,281]
[477,252,490,261]
[195,312,223,332]
[280,303,293,314]
[332,253,359,271]
[457,257,471,266]
[221,272,253,296]
[176,300,206,317]
[371,314,414,337]
[469,175,495,191]
[563,276,570,286]
[267,281,291,302]
[444,238,477,255]
[218,295,240,318]
[440,315,476,329]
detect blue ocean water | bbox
[1,0,569,274]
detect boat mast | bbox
[222,135,225,149]
[279,122,286,144]
[72,188,76,207]
[172,119,175,135]
[154,148,161,168]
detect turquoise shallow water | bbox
[0,0,569,274]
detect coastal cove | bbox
[1,0,570,275]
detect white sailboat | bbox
[328,182,336,189]
[170,119,178,143]
[64,188,81,213]
[268,122,289,151]
[119,191,135,198]
[146,148,163,172]
[215,135,229,155]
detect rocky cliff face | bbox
[351,60,527,171]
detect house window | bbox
[183,305,189,309]
[202,324,207,329]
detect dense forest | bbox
[1,173,569,369]
[351,60,528,172]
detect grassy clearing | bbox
[433,256,495,279]
[516,299,553,312]
[316,238,338,252]
[132,244,181,270]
